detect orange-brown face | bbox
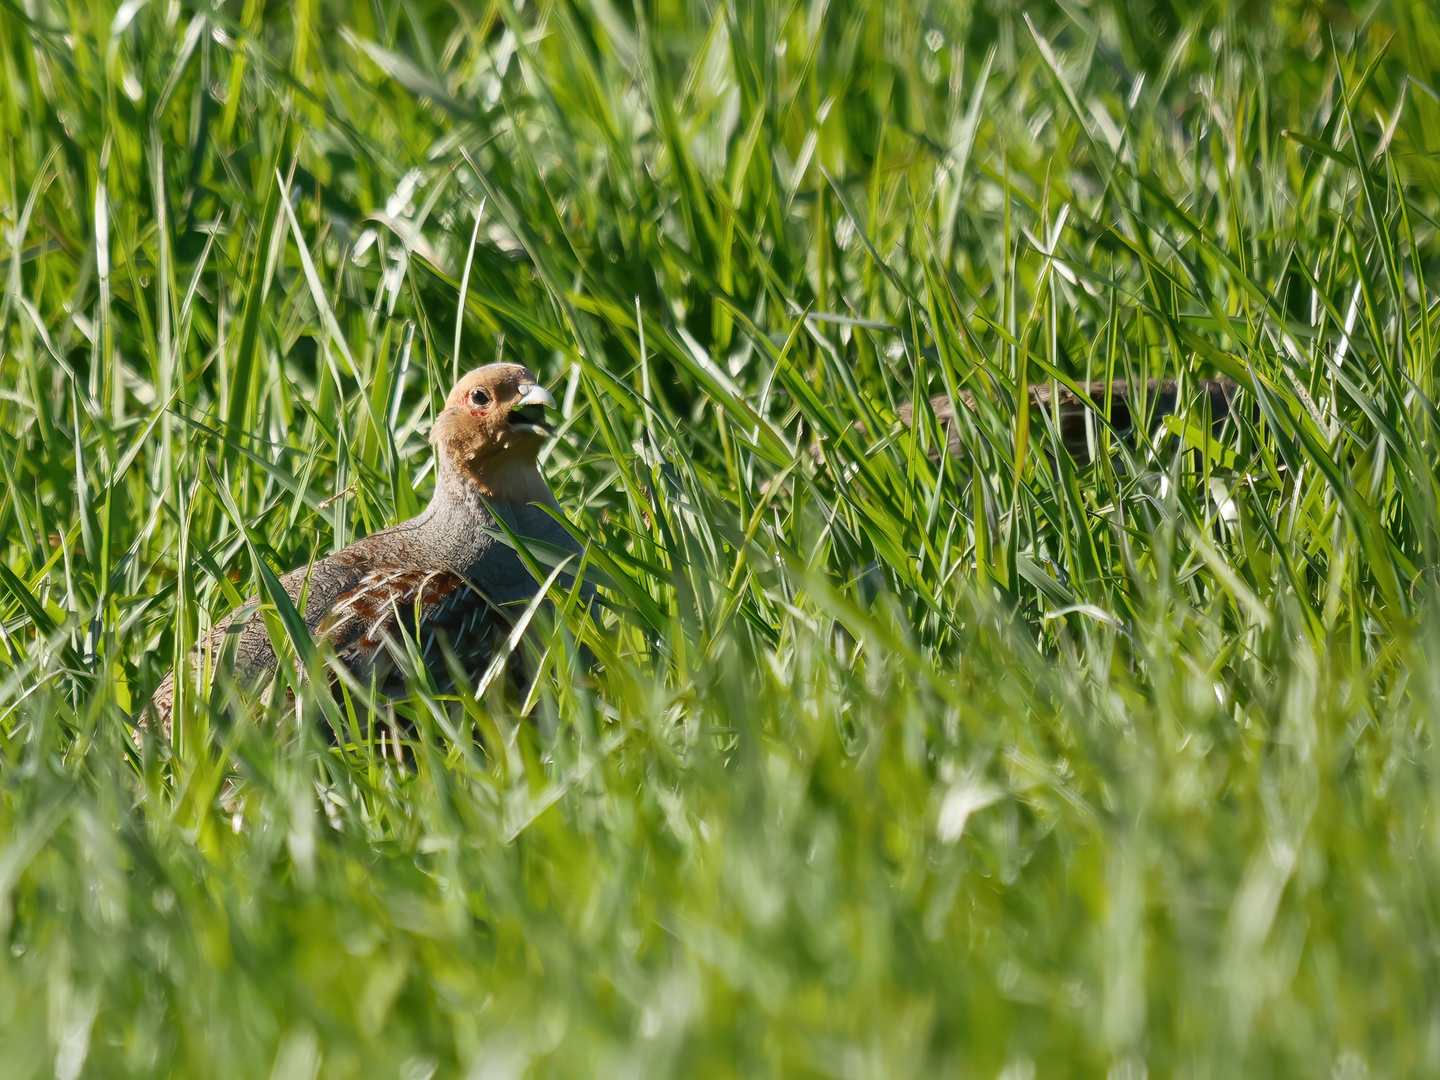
[430,363,556,486]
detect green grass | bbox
[2,0,1439,1075]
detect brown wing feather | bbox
[321,567,511,691]
[140,569,512,746]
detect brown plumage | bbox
[143,363,585,742]
[887,377,1239,466]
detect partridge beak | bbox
[509,383,556,434]
[513,383,556,411]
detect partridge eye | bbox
[468,386,491,408]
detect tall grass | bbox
[2,0,1439,1075]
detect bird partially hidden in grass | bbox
[840,377,1240,465]
[142,363,586,744]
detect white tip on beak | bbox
[512,383,557,411]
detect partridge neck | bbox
[431,451,556,509]
[414,453,559,578]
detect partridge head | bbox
[431,363,559,504]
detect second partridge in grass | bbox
[883,377,1241,465]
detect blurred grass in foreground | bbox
[2,0,1440,1075]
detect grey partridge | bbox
[893,377,1239,465]
[144,363,585,741]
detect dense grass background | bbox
[2,0,1439,1075]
